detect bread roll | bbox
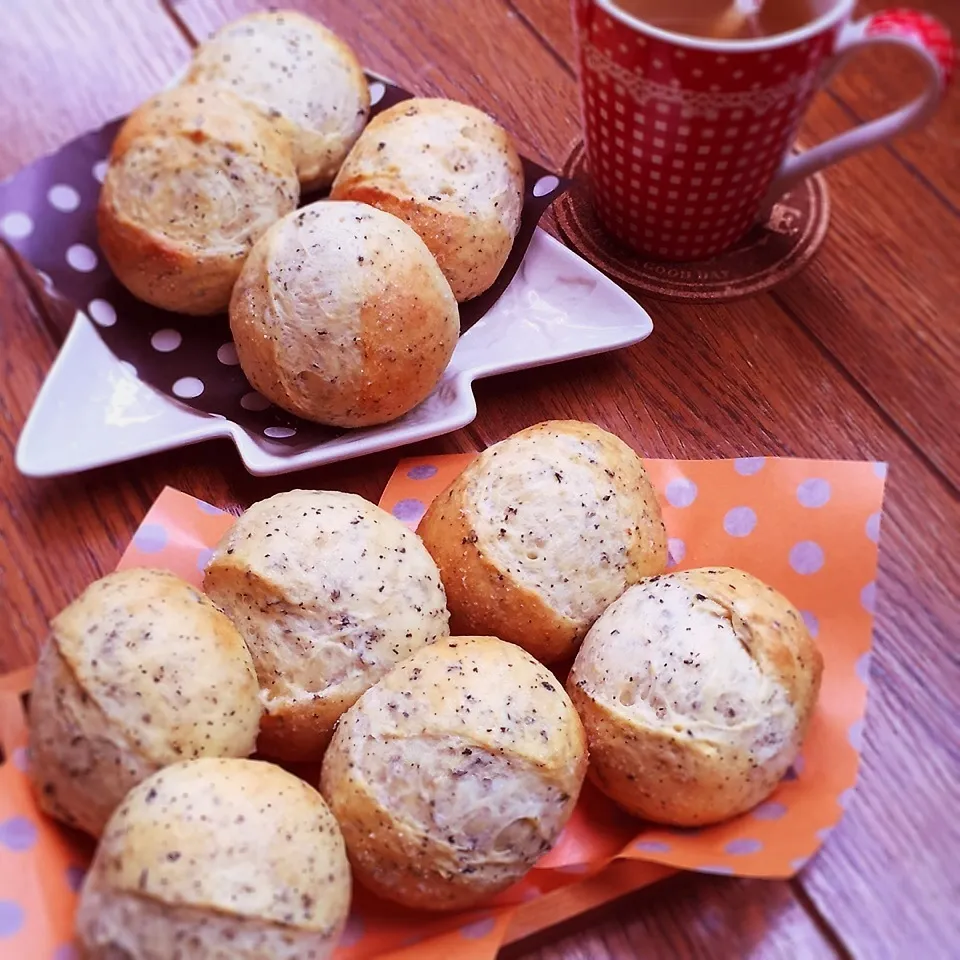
[417,420,667,663]
[331,97,523,301]
[320,636,587,910]
[76,758,350,960]
[27,569,261,837]
[567,567,824,826]
[185,11,369,190]
[229,200,459,427]
[98,85,299,315]
[203,490,450,761]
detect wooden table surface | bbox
[1,0,957,957]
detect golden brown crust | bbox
[567,568,823,826]
[184,10,370,190]
[77,759,350,959]
[418,481,578,662]
[331,98,523,301]
[27,569,261,837]
[229,201,459,428]
[417,420,668,663]
[202,490,450,763]
[320,637,587,910]
[98,85,298,315]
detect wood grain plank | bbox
[503,874,839,959]
[508,0,960,486]
[0,0,190,178]
[834,0,960,209]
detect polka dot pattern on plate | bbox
[0,78,563,449]
[87,298,116,327]
[865,512,881,543]
[665,476,697,508]
[66,243,98,272]
[53,946,80,960]
[196,547,215,572]
[217,342,239,365]
[800,609,819,637]
[172,377,204,399]
[264,426,297,439]
[240,391,271,412]
[1,211,33,239]
[723,505,756,537]
[860,581,876,614]
[534,175,560,197]
[48,184,81,212]
[151,328,182,353]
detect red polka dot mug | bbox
[572,0,954,260]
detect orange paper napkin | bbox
[0,454,886,958]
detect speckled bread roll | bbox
[331,97,524,301]
[229,200,459,427]
[320,636,587,910]
[185,11,369,190]
[27,569,261,838]
[416,420,668,664]
[203,489,450,761]
[76,758,350,960]
[567,567,824,826]
[98,85,299,315]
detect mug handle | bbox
[764,10,954,205]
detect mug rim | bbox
[594,0,856,52]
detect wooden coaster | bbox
[555,141,830,303]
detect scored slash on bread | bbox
[97,85,300,316]
[77,759,350,960]
[320,636,587,911]
[27,569,261,837]
[567,567,824,827]
[417,420,668,663]
[202,489,450,762]
[184,10,370,191]
[228,200,460,428]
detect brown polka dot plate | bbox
[3,78,655,477]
